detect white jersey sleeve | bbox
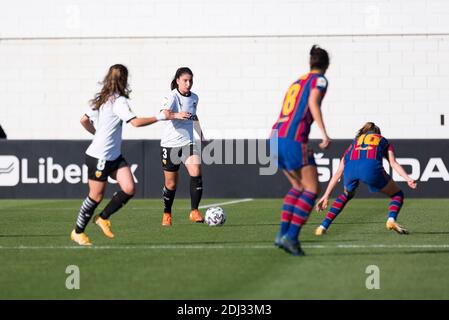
[84,106,98,124]
[85,106,96,118]
[162,91,178,112]
[113,97,136,123]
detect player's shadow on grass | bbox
[217,223,279,227]
[145,240,275,245]
[0,234,66,238]
[301,239,358,243]
[332,221,384,225]
[409,231,449,235]
[311,249,449,257]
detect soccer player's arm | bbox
[129,117,159,127]
[387,145,417,189]
[81,109,96,135]
[114,97,166,127]
[316,157,346,212]
[308,77,331,150]
[129,110,176,127]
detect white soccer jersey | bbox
[160,89,199,148]
[85,94,136,160]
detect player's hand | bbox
[407,179,417,189]
[316,196,329,212]
[171,112,191,120]
[319,136,331,150]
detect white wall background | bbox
[0,0,448,140]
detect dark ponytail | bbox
[171,67,194,90]
[310,45,330,71]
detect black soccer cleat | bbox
[281,235,305,256]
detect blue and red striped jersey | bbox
[271,71,328,143]
[343,133,394,164]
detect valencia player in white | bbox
[71,64,189,246]
[160,67,206,226]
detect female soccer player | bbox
[160,67,206,226]
[271,45,332,256]
[315,122,417,235]
[71,64,189,246]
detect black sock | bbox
[163,186,176,213]
[190,176,203,210]
[99,190,133,220]
[75,196,99,233]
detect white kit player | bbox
[160,67,207,226]
[71,64,189,246]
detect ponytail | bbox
[356,122,381,138]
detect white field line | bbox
[198,198,254,209]
[0,244,448,250]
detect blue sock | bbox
[280,188,302,235]
[388,190,404,220]
[287,191,317,240]
[321,193,350,229]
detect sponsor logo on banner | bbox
[0,156,138,186]
[0,156,20,186]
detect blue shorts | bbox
[343,162,391,193]
[271,137,315,171]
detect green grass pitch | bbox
[0,198,448,299]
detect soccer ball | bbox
[204,207,227,226]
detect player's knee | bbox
[89,193,104,203]
[304,184,320,195]
[345,191,355,200]
[122,185,135,196]
[188,166,201,177]
[392,190,404,201]
[165,180,177,190]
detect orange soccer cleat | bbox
[70,229,92,246]
[189,209,204,223]
[94,215,115,239]
[315,225,327,236]
[386,219,409,235]
[162,212,172,226]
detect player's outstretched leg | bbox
[316,192,352,236]
[275,188,302,248]
[385,190,409,234]
[95,190,133,238]
[71,196,99,246]
[94,166,134,238]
